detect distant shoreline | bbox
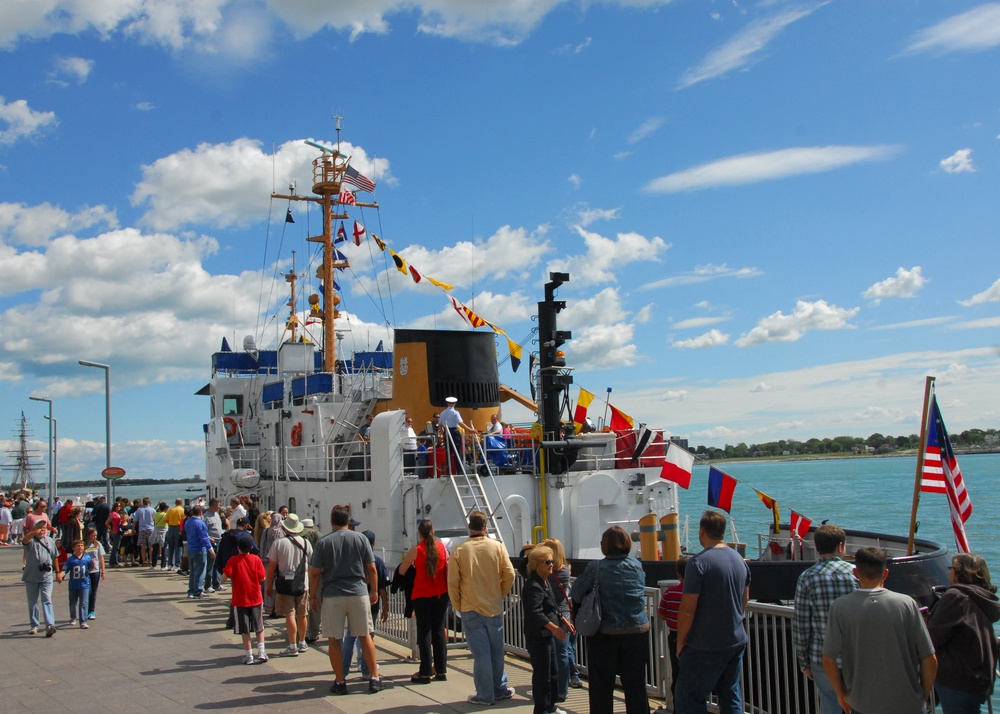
[699,448,999,466]
[35,478,205,490]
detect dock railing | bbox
[375,574,821,713]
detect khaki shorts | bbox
[275,592,307,617]
[320,594,373,640]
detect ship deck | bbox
[0,545,638,713]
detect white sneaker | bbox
[296,642,308,653]
[279,644,299,657]
[70,619,78,626]
[205,588,216,594]
[242,653,254,665]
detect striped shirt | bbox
[793,557,858,668]
[658,582,684,631]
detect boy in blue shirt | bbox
[62,539,93,628]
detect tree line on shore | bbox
[693,428,999,460]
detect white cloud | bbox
[959,277,1000,306]
[903,4,1000,55]
[0,226,294,393]
[661,390,688,401]
[134,102,155,111]
[863,266,926,304]
[628,117,665,144]
[548,226,669,286]
[643,263,760,290]
[0,202,119,248]
[635,304,654,323]
[692,425,738,440]
[940,148,975,173]
[556,36,592,55]
[51,56,95,84]
[574,206,619,227]
[871,316,954,331]
[0,96,57,145]
[644,145,901,193]
[672,316,730,330]
[568,173,582,187]
[854,405,906,422]
[678,3,828,88]
[952,316,1000,329]
[131,137,392,231]
[673,329,730,349]
[750,381,773,393]
[561,287,641,369]
[736,299,860,347]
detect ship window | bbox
[223,395,243,416]
[288,497,296,513]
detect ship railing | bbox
[756,531,923,562]
[375,575,823,714]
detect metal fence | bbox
[374,574,820,713]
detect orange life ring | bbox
[223,417,237,438]
[290,422,303,447]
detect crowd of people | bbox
[10,483,999,713]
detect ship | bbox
[199,134,950,606]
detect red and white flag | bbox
[921,395,972,553]
[790,510,812,540]
[338,191,356,205]
[659,442,694,489]
[353,220,366,245]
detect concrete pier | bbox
[0,545,629,713]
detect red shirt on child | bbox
[223,552,265,607]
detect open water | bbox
[678,453,1000,569]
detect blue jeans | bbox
[25,579,56,628]
[462,610,508,703]
[69,588,89,622]
[204,540,219,590]
[342,629,370,678]
[165,526,182,567]
[810,659,842,714]
[188,548,208,596]
[935,684,986,714]
[555,630,577,699]
[675,645,745,714]
[109,531,122,566]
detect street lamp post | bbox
[28,395,54,512]
[79,360,112,502]
[45,416,57,502]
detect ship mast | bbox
[2,412,42,491]
[272,123,377,374]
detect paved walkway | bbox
[0,545,624,713]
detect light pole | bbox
[79,360,112,502]
[45,415,57,503]
[28,395,54,510]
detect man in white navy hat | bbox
[439,397,478,474]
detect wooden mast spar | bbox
[271,138,377,375]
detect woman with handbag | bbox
[522,544,572,714]
[926,553,1000,714]
[570,526,649,714]
[543,538,581,698]
[400,519,450,683]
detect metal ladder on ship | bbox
[442,429,504,544]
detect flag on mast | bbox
[921,395,972,553]
[573,389,595,434]
[659,442,694,489]
[707,466,737,513]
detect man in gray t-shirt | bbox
[823,546,937,714]
[308,507,383,694]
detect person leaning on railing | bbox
[570,526,650,714]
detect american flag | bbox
[921,395,972,553]
[343,165,376,193]
[338,191,356,205]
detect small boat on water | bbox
[198,132,950,606]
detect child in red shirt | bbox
[223,538,268,664]
[657,555,689,705]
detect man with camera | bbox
[22,520,62,636]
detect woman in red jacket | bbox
[400,519,449,683]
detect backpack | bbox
[575,563,603,637]
[275,537,307,596]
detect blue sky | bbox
[1,1,998,483]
